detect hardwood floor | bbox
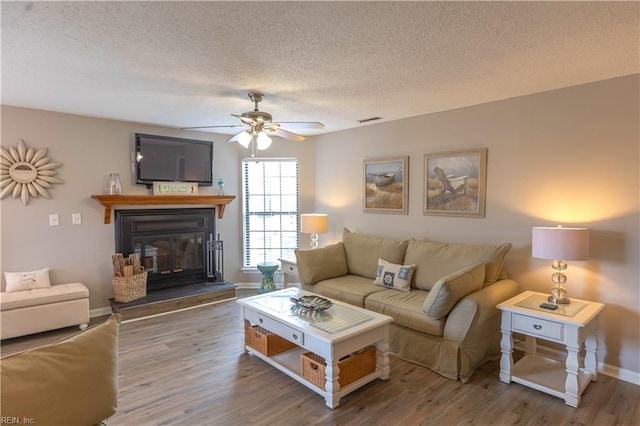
[2,289,638,425]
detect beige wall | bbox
[312,75,639,381]
[0,108,316,307]
[1,75,638,380]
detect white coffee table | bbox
[237,288,393,408]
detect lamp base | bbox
[548,295,570,305]
[309,233,319,249]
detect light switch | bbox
[72,213,82,225]
[49,214,59,226]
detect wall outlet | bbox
[49,214,60,226]
[72,213,82,225]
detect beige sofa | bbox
[294,229,519,382]
[1,314,121,425]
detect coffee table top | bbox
[238,288,392,339]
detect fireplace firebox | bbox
[114,208,223,292]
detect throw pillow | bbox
[295,242,348,285]
[4,267,51,292]
[373,258,415,292]
[422,263,485,319]
[342,228,409,279]
[0,314,121,425]
[405,239,512,290]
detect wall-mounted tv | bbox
[135,133,213,187]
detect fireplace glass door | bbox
[134,233,204,274]
[115,208,217,291]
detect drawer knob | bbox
[292,334,298,340]
[533,324,542,330]
[259,318,263,324]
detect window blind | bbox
[242,158,299,268]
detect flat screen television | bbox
[135,133,213,187]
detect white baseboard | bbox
[90,306,114,318]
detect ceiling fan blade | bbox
[270,127,305,142]
[180,124,245,130]
[273,121,325,130]
[226,130,249,143]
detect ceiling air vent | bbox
[357,117,382,124]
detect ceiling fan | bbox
[182,92,324,156]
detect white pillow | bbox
[4,268,51,293]
[373,258,415,292]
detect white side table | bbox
[497,290,605,407]
[278,258,299,288]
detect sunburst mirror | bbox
[1,139,63,205]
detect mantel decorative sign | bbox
[152,182,199,195]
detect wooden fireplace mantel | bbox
[91,195,236,224]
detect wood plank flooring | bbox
[2,289,638,425]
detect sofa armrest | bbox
[443,279,519,345]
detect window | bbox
[242,158,299,268]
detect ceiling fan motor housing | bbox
[241,110,272,124]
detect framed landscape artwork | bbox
[363,156,409,214]
[424,148,487,217]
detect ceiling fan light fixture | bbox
[256,132,272,150]
[237,130,252,148]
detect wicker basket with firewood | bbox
[112,253,147,303]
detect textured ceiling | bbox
[2,1,639,137]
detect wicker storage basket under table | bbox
[246,325,298,356]
[301,345,377,390]
[112,270,148,303]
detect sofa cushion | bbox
[0,314,121,426]
[4,267,51,293]
[422,263,486,319]
[0,283,89,311]
[310,275,386,308]
[295,242,348,285]
[343,228,408,279]
[365,289,445,336]
[373,258,415,292]
[404,239,511,290]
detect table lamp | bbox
[300,214,328,249]
[532,226,589,304]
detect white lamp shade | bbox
[532,226,589,261]
[256,132,272,150]
[237,131,252,148]
[300,214,328,234]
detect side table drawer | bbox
[513,314,563,341]
[281,262,299,276]
[246,309,305,346]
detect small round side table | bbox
[257,262,279,294]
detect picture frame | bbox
[424,148,487,217]
[363,156,409,214]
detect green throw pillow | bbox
[405,239,511,290]
[295,242,348,285]
[422,263,485,319]
[342,228,408,279]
